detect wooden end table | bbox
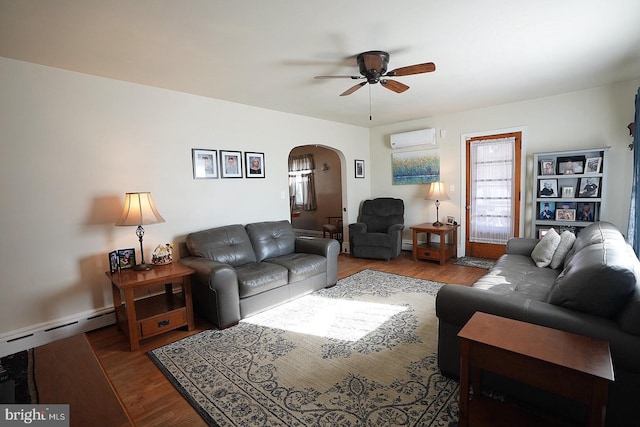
[410,222,460,265]
[105,263,195,351]
[458,312,614,427]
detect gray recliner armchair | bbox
[349,197,405,260]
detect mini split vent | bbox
[390,128,436,149]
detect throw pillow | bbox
[550,230,577,269]
[531,228,561,268]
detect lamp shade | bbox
[115,192,165,226]
[425,181,450,201]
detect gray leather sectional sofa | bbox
[180,220,340,329]
[436,221,640,426]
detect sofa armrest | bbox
[436,284,640,376]
[295,237,340,286]
[506,237,538,256]
[179,256,241,328]
[349,222,367,235]
[387,223,405,234]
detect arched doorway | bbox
[288,145,343,237]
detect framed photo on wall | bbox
[192,149,218,179]
[220,150,243,178]
[355,159,365,178]
[245,152,265,178]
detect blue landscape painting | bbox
[392,150,440,185]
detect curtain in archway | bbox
[288,154,317,211]
[627,87,640,255]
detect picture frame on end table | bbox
[245,152,265,178]
[108,251,119,273]
[192,149,218,179]
[117,248,136,270]
[355,159,365,178]
[446,216,456,226]
[220,150,243,178]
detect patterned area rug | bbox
[148,269,460,426]
[453,256,495,269]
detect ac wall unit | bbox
[390,128,436,149]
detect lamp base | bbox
[432,221,444,227]
[133,263,154,271]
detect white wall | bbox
[0,57,371,336]
[370,80,639,250]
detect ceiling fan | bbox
[314,50,436,96]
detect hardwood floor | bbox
[87,251,486,426]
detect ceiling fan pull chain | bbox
[369,84,372,121]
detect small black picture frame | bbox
[108,251,119,273]
[557,155,585,175]
[245,151,265,178]
[192,148,218,179]
[220,150,243,178]
[117,248,136,270]
[539,179,558,198]
[355,159,365,178]
[578,177,600,198]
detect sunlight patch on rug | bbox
[244,295,407,341]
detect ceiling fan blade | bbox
[386,62,436,77]
[314,75,363,79]
[340,82,367,96]
[380,79,409,93]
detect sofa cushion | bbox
[473,254,559,301]
[531,228,561,268]
[547,225,638,318]
[186,224,257,267]
[246,220,296,261]
[235,262,289,298]
[265,253,327,283]
[550,230,577,270]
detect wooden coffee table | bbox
[458,312,614,427]
[106,263,195,351]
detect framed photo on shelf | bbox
[108,251,119,273]
[539,202,555,220]
[245,152,265,178]
[355,159,365,178]
[540,160,555,175]
[557,155,585,175]
[539,179,558,198]
[561,186,574,198]
[556,209,576,221]
[220,150,243,178]
[578,177,600,197]
[117,248,136,270]
[538,228,550,239]
[576,202,595,222]
[192,149,218,179]
[585,157,602,174]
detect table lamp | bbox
[115,192,165,270]
[425,181,449,226]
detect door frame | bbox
[458,126,527,257]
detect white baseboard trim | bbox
[0,307,115,357]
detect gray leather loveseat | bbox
[436,221,640,426]
[180,220,340,329]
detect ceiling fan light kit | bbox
[315,50,436,97]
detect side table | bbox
[105,263,195,351]
[410,222,460,265]
[458,312,614,427]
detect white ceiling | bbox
[2,0,640,128]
